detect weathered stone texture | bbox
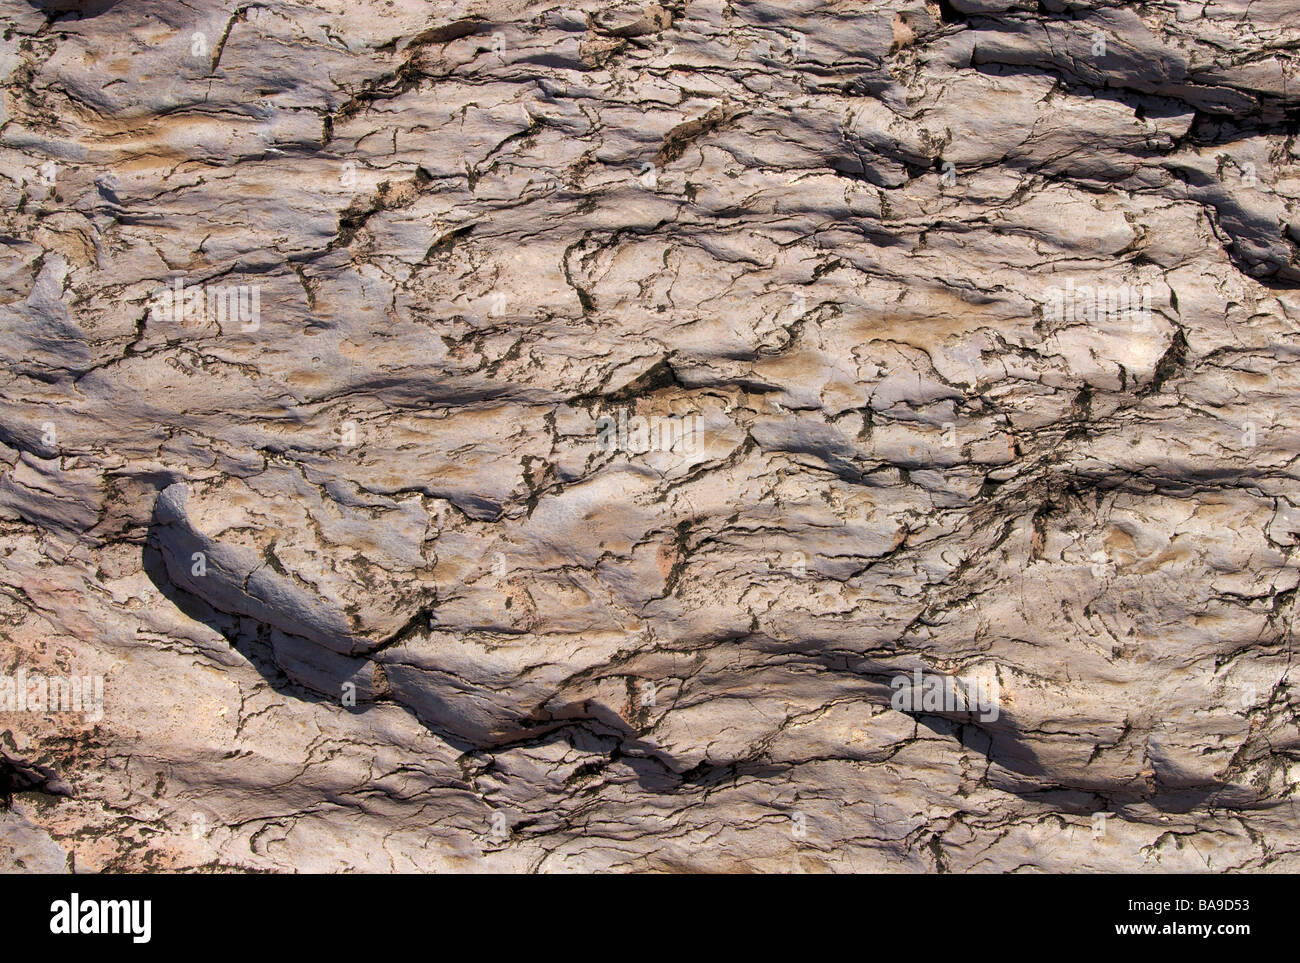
[1,0,1299,872]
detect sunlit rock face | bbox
[1,0,1299,873]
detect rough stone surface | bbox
[1,0,1299,872]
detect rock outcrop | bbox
[1,0,1299,872]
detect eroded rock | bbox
[1,0,1298,872]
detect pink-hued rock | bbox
[1,0,1298,873]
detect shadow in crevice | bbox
[142,498,1264,815]
[915,712,1253,817]
[25,0,121,17]
[142,540,283,687]
[746,637,1261,817]
[141,535,697,793]
[0,751,72,809]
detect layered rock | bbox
[1,0,1298,872]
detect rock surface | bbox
[1,0,1299,872]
